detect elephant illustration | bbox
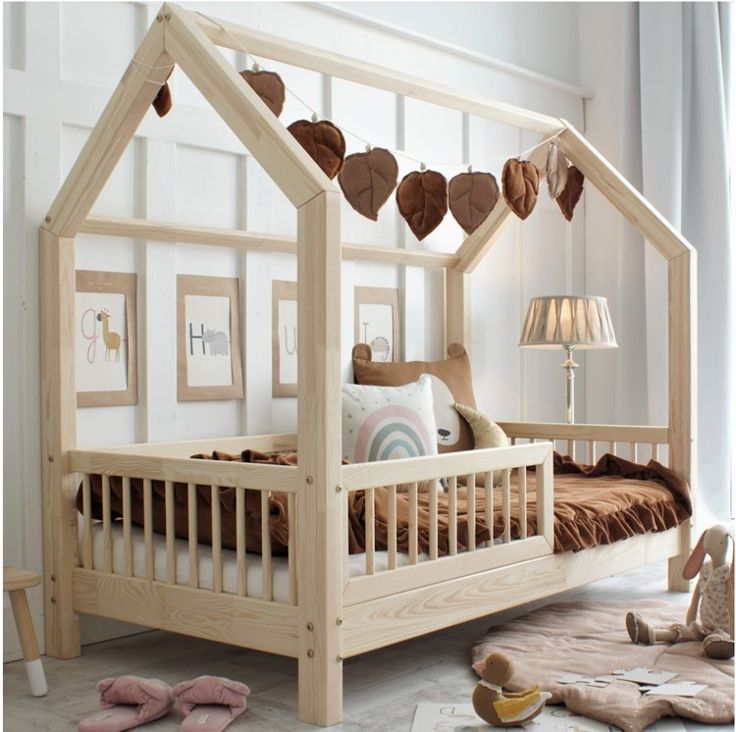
[203,329,229,356]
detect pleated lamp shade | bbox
[519,296,617,349]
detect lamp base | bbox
[562,345,578,424]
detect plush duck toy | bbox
[472,652,551,727]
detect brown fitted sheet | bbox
[78,451,691,558]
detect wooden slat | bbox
[387,486,397,570]
[408,482,418,565]
[165,481,175,584]
[81,215,456,269]
[609,441,616,455]
[102,475,112,574]
[537,453,555,547]
[122,477,132,577]
[195,11,564,135]
[365,488,375,575]
[187,483,198,589]
[166,4,329,208]
[485,471,494,545]
[448,476,458,555]
[518,467,527,540]
[466,474,476,552]
[288,493,297,605]
[588,441,596,464]
[652,443,660,461]
[81,474,92,570]
[429,484,438,561]
[211,485,222,594]
[44,21,169,237]
[497,421,668,445]
[502,470,511,544]
[630,443,638,462]
[143,479,154,581]
[261,491,272,601]
[236,487,247,597]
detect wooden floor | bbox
[3,561,730,731]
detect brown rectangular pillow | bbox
[352,343,477,453]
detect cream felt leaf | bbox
[396,170,449,241]
[546,140,569,199]
[338,148,399,221]
[448,172,500,235]
[556,166,585,221]
[502,159,539,220]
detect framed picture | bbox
[354,286,401,362]
[177,275,243,401]
[75,270,138,407]
[272,280,297,398]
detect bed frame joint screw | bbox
[50,597,57,604]
[44,216,51,223]
[336,655,343,662]
[306,622,314,631]
[164,12,171,20]
[48,455,54,463]
[50,575,56,582]
[307,649,314,658]
[306,476,313,485]
[156,14,162,22]
[336,617,342,625]
[336,484,343,492]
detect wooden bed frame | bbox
[40,4,696,726]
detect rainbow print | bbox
[352,404,434,463]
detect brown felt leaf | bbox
[448,172,499,234]
[546,140,569,199]
[556,165,584,221]
[338,148,398,221]
[240,69,285,117]
[396,170,448,241]
[502,159,539,220]
[287,119,346,179]
[152,68,174,118]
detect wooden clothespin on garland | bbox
[149,61,585,232]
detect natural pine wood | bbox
[445,269,470,348]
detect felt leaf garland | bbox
[502,159,539,220]
[556,166,584,221]
[240,69,286,117]
[338,148,399,221]
[448,172,499,234]
[152,68,174,118]
[396,170,448,241]
[288,120,346,179]
[546,140,569,199]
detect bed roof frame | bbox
[39,4,696,725]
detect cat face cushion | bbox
[352,343,477,453]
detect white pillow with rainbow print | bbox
[342,375,438,464]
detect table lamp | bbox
[519,296,617,423]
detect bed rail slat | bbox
[502,469,511,544]
[630,442,638,462]
[143,479,154,581]
[366,488,375,575]
[102,475,113,574]
[165,481,175,584]
[652,442,660,461]
[288,493,297,605]
[122,477,132,577]
[484,470,493,545]
[236,487,247,597]
[387,485,397,570]
[429,483,439,560]
[187,483,199,589]
[211,485,222,594]
[408,482,418,565]
[587,440,596,464]
[261,491,272,601]
[448,476,458,555]
[82,474,92,570]
[518,467,527,540]
[466,473,476,552]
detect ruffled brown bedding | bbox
[78,451,691,557]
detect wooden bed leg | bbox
[668,523,692,592]
[39,228,81,658]
[296,191,344,726]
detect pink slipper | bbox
[79,676,174,731]
[173,676,250,732]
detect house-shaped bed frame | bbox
[40,4,696,726]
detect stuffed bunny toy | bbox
[626,524,734,659]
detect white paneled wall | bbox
[3,1,586,660]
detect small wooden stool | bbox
[4,567,48,697]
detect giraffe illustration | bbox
[96,309,122,362]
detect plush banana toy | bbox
[472,652,551,727]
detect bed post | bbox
[445,269,470,348]
[296,190,344,726]
[667,249,697,592]
[39,228,81,658]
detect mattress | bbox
[86,523,423,603]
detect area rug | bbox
[472,600,733,732]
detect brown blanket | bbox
[78,451,690,557]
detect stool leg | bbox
[9,590,48,697]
